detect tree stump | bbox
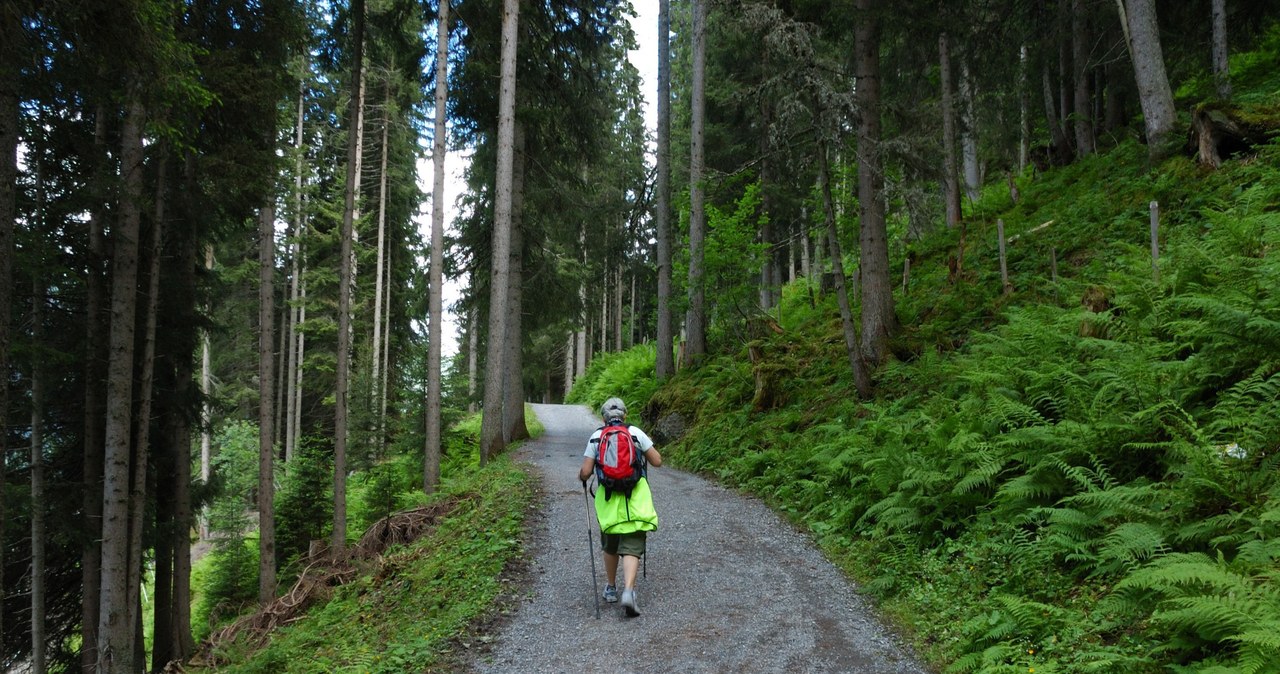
[1190,104,1278,168]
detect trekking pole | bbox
[583,480,601,619]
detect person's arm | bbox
[632,426,661,467]
[578,455,596,482]
[643,446,662,467]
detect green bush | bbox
[274,435,334,566]
[564,343,658,421]
[193,538,260,642]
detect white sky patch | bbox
[626,1,661,146]
[414,146,470,360]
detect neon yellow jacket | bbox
[596,476,658,534]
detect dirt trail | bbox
[471,403,930,674]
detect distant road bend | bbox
[470,403,930,674]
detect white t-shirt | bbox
[583,424,655,458]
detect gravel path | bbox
[472,403,931,674]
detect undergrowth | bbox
[578,87,1280,674]
[186,410,537,672]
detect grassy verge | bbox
[191,454,532,673]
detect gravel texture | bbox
[472,403,931,674]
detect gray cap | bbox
[601,397,627,420]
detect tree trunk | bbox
[31,274,48,674]
[1072,0,1095,155]
[1211,0,1230,99]
[959,56,980,203]
[684,0,708,366]
[0,4,16,650]
[503,123,529,445]
[334,0,365,555]
[480,0,520,463]
[285,74,305,464]
[372,87,389,443]
[467,304,478,413]
[425,0,449,493]
[273,276,288,453]
[939,33,961,228]
[1042,68,1071,164]
[575,220,588,381]
[1058,0,1072,145]
[292,264,307,459]
[655,0,674,380]
[855,0,896,366]
[575,328,586,381]
[563,334,574,400]
[80,107,109,674]
[1104,56,1128,133]
[1019,44,1031,171]
[614,267,624,351]
[258,203,277,603]
[98,92,145,674]
[156,164,197,666]
[1120,0,1178,158]
[379,246,391,456]
[200,246,214,489]
[759,97,776,311]
[125,155,165,666]
[820,141,871,399]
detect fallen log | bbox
[1189,103,1279,168]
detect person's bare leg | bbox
[604,551,619,586]
[621,554,640,590]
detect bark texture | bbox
[335,0,366,553]
[854,0,897,366]
[939,33,961,228]
[426,0,449,492]
[480,0,520,463]
[98,92,145,674]
[655,0,674,379]
[683,0,708,366]
[819,142,871,399]
[258,204,277,604]
[1122,0,1178,158]
[1211,0,1230,99]
[0,4,17,652]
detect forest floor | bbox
[464,403,931,674]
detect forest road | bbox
[469,403,931,674]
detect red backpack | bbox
[594,421,645,498]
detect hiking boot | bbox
[603,584,618,603]
[621,588,639,617]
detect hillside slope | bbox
[630,35,1280,674]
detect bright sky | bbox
[418,5,659,360]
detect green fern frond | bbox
[1154,595,1265,640]
[995,472,1063,505]
[994,594,1064,632]
[1099,522,1170,567]
[1230,622,1280,652]
[989,394,1049,431]
[954,451,1009,495]
[1234,538,1280,565]
[1116,553,1251,595]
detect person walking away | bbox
[578,397,662,617]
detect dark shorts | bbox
[601,531,647,557]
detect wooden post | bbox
[1050,245,1059,302]
[997,218,1011,294]
[901,257,911,295]
[1149,200,1160,282]
[1049,244,1059,294]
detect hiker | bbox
[578,397,662,617]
